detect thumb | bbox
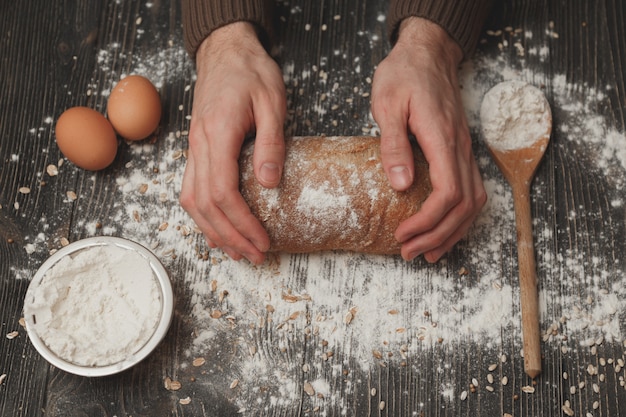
[252,105,285,188]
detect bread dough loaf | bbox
[239,136,432,254]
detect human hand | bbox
[371,17,486,263]
[180,22,286,264]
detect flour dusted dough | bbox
[239,136,432,254]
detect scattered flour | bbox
[11,17,626,414]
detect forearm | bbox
[387,0,494,59]
[181,0,275,57]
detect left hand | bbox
[371,17,487,263]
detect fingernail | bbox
[390,166,411,189]
[259,163,280,186]
[403,249,420,261]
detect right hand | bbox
[180,22,286,264]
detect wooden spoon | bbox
[480,81,552,379]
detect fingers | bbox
[181,138,268,264]
[396,148,486,262]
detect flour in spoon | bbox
[480,80,552,150]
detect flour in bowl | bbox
[25,244,162,367]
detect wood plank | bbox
[1,0,625,416]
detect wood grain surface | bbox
[1,1,625,416]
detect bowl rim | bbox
[23,236,174,377]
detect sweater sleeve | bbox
[387,0,493,59]
[181,0,275,57]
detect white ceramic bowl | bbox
[23,236,174,377]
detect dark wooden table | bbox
[2,1,626,416]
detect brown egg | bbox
[107,75,161,141]
[55,107,118,171]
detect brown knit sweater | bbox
[181,0,492,59]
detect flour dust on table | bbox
[9,20,626,413]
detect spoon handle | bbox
[512,181,542,379]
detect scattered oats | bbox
[578,381,585,389]
[372,350,383,360]
[192,357,206,367]
[13,202,19,210]
[371,388,377,396]
[458,266,470,276]
[66,190,77,201]
[486,385,495,392]
[158,222,169,231]
[593,383,600,393]
[0,374,6,385]
[60,237,70,247]
[171,150,183,160]
[569,385,576,394]
[521,386,535,394]
[586,413,593,417]
[562,403,574,416]
[599,373,605,382]
[344,311,354,325]
[460,390,468,400]
[230,379,239,389]
[133,210,141,222]
[588,364,598,376]
[136,17,142,25]
[304,382,316,396]
[487,374,494,384]
[6,331,18,340]
[500,354,507,363]
[333,14,341,20]
[138,183,149,194]
[302,364,310,373]
[600,358,607,366]
[19,318,25,328]
[379,401,386,411]
[563,372,569,380]
[305,23,311,31]
[504,414,513,417]
[501,376,508,386]
[593,401,599,410]
[561,345,569,354]
[488,363,497,372]
[18,187,31,194]
[472,378,479,387]
[164,377,182,391]
[179,397,191,405]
